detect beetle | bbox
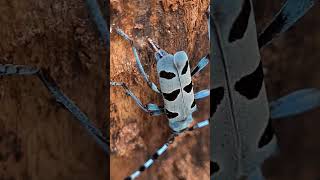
[209,0,320,179]
[110,24,210,179]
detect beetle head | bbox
[173,51,189,72]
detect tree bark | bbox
[110,0,210,179]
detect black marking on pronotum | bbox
[228,0,251,42]
[181,61,189,75]
[258,119,275,148]
[183,82,193,93]
[160,71,176,79]
[258,10,287,48]
[165,109,179,119]
[210,161,220,175]
[163,89,180,101]
[210,87,225,117]
[191,100,196,108]
[234,61,263,99]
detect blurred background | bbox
[254,1,320,179]
[0,0,108,179]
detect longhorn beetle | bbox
[110,18,210,179]
[210,0,320,180]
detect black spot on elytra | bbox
[181,61,189,75]
[234,61,263,99]
[183,82,193,93]
[229,0,251,42]
[210,87,225,117]
[191,100,196,108]
[163,89,180,101]
[258,119,275,148]
[165,109,179,119]
[210,161,220,175]
[160,71,176,79]
[258,10,287,48]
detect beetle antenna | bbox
[147,38,160,52]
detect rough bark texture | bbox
[0,0,108,180]
[254,1,320,180]
[110,0,210,179]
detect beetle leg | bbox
[0,64,109,154]
[146,103,164,116]
[188,119,210,131]
[110,82,163,116]
[114,28,161,93]
[270,88,320,119]
[38,70,109,154]
[194,89,210,100]
[83,0,109,43]
[0,64,39,75]
[191,55,209,77]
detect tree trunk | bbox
[110,0,210,179]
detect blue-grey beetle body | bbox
[157,51,196,132]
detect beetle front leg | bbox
[110,81,163,116]
[114,28,161,94]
